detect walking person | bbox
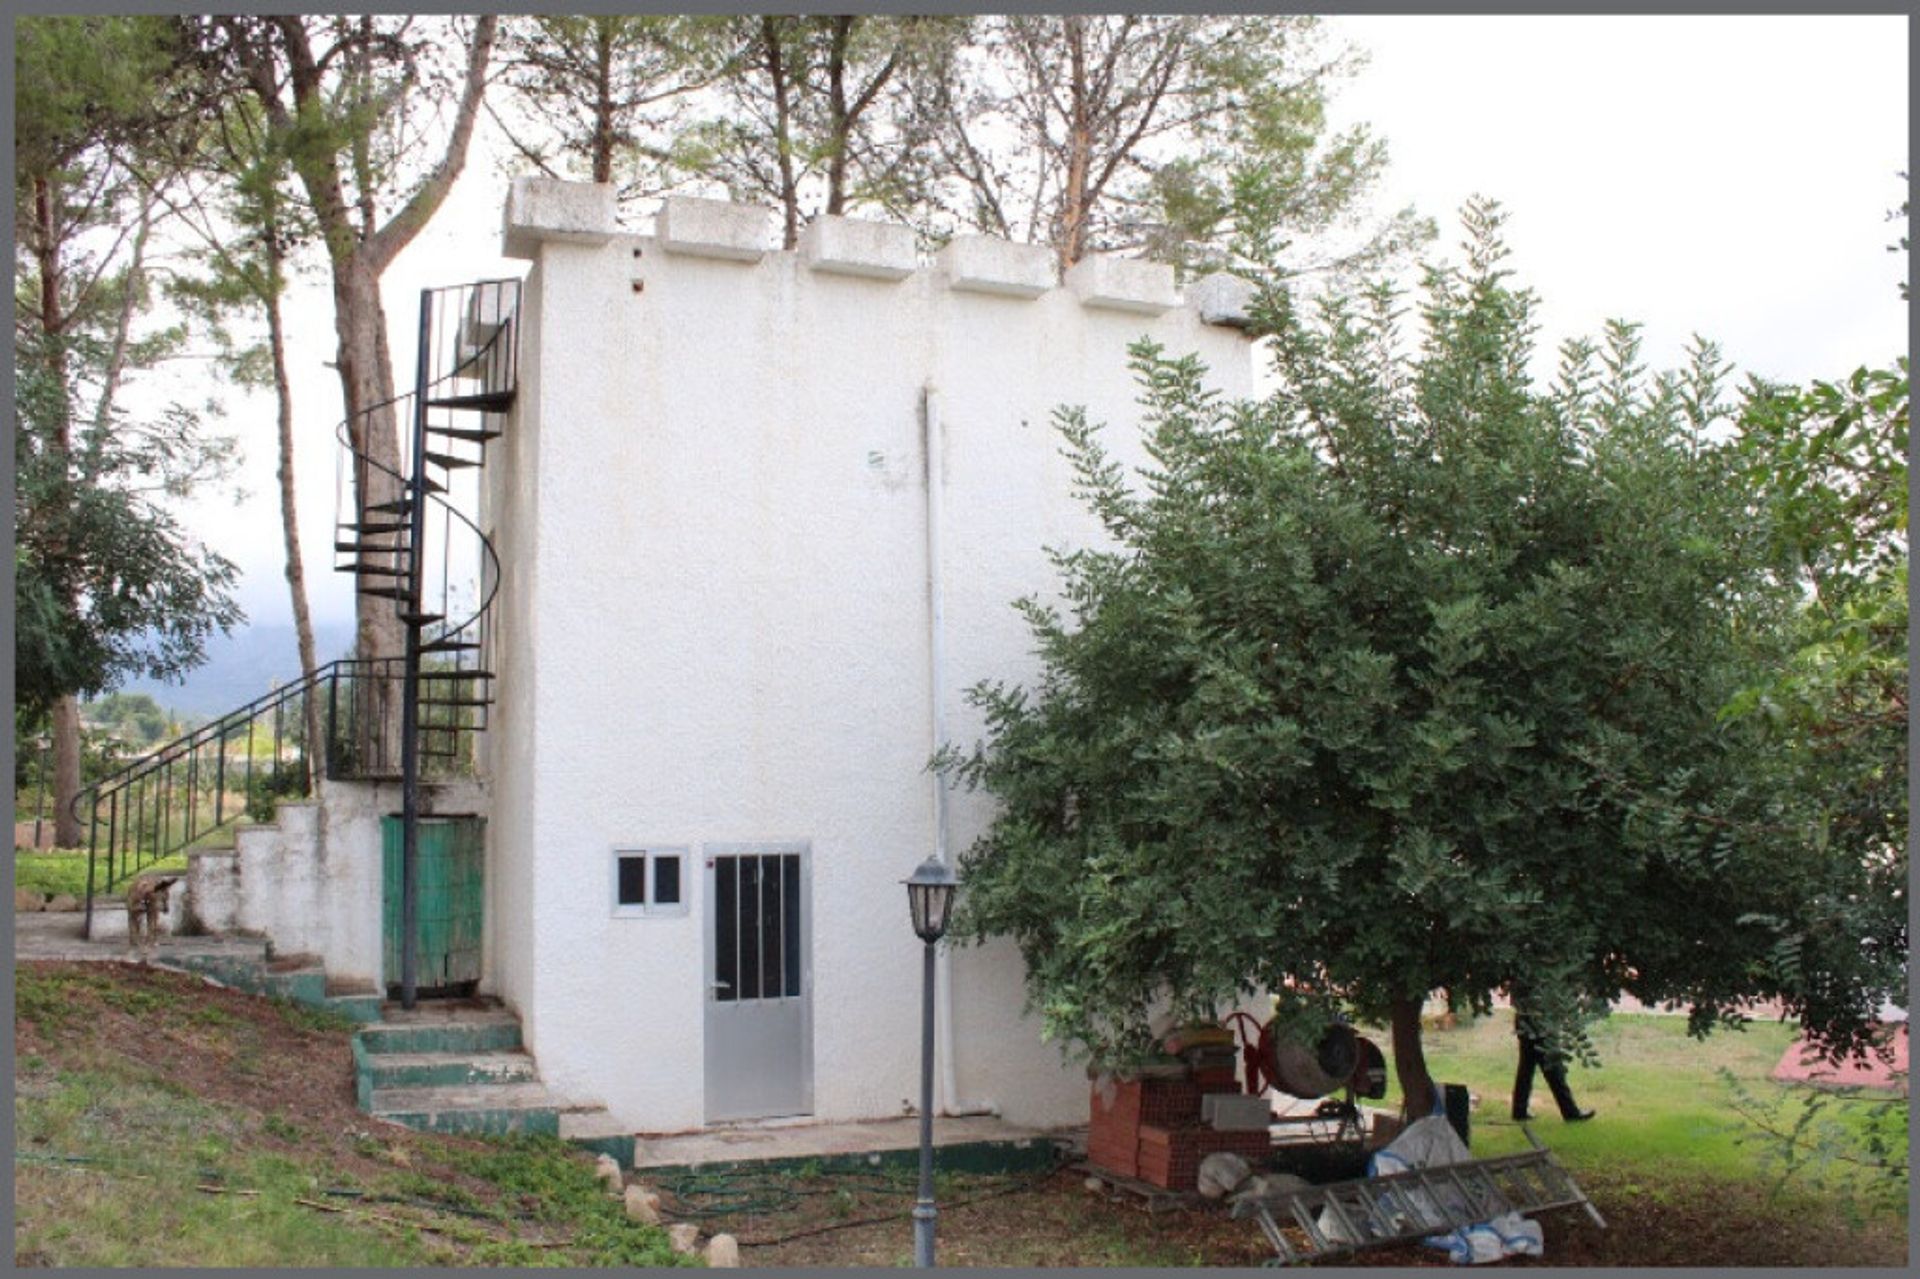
[1511,1002,1595,1122]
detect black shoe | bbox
[1511,1110,1532,1122]
[1564,1108,1595,1122]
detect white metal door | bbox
[703,843,813,1122]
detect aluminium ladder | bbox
[1230,1125,1606,1266]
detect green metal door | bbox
[382,814,484,998]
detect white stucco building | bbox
[193,179,1256,1137]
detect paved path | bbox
[632,1113,1063,1170]
[14,911,266,966]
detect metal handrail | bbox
[70,658,408,937]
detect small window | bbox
[612,846,688,917]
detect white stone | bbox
[595,1152,624,1193]
[1197,1152,1252,1200]
[800,214,917,280]
[667,1223,701,1255]
[502,178,617,260]
[705,1234,741,1267]
[1189,272,1260,329]
[937,234,1055,298]
[656,195,773,262]
[1064,253,1181,314]
[623,1184,660,1223]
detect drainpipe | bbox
[923,384,998,1119]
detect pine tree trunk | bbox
[1390,995,1438,1120]
[51,695,84,849]
[591,20,615,185]
[1057,18,1092,271]
[265,240,324,777]
[34,174,87,850]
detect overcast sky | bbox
[175,12,1909,643]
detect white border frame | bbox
[610,844,691,918]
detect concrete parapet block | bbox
[657,195,774,262]
[503,178,618,260]
[938,234,1056,298]
[1189,272,1260,329]
[1065,253,1181,315]
[800,214,918,279]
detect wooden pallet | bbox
[1073,1161,1206,1214]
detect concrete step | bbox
[357,1007,522,1055]
[365,1049,539,1090]
[368,1081,562,1137]
[560,1108,637,1169]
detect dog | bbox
[125,874,182,956]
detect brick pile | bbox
[1087,1071,1270,1190]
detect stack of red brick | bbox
[1087,1071,1271,1190]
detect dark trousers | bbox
[1512,1033,1583,1119]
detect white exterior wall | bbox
[186,779,483,986]
[493,189,1253,1132]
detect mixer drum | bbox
[1264,1022,1360,1099]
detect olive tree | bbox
[942,202,1903,1115]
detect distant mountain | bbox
[112,622,358,720]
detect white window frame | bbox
[611,845,690,918]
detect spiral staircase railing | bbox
[69,279,521,967]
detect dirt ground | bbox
[664,1159,1909,1268]
[16,961,1909,1268]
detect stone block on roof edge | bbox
[801,214,918,280]
[1189,272,1260,329]
[502,178,617,261]
[937,234,1056,298]
[1064,254,1181,315]
[656,195,773,262]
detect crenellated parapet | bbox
[501,178,1256,330]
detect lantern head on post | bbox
[905,857,959,943]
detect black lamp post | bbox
[33,733,51,848]
[905,856,959,1268]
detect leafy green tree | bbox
[491,15,718,197]
[195,15,497,665]
[932,14,1429,272]
[667,15,968,248]
[14,15,240,845]
[942,202,1898,1115]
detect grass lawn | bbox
[14,963,690,1267]
[13,850,193,900]
[1365,1008,1906,1205]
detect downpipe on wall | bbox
[923,385,998,1120]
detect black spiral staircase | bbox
[335,279,519,1006]
[71,280,521,994]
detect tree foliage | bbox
[930,14,1430,272]
[492,15,717,195]
[14,15,242,841]
[664,15,965,248]
[941,202,1902,1109]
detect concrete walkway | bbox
[13,910,267,966]
[632,1114,1069,1172]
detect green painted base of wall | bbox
[568,1133,638,1169]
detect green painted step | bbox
[356,1009,522,1055]
[325,993,385,1024]
[369,1082,562,1137]
[364,1049,539,1091]
[263,968,328,1005]
[560,1111,636,1170]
